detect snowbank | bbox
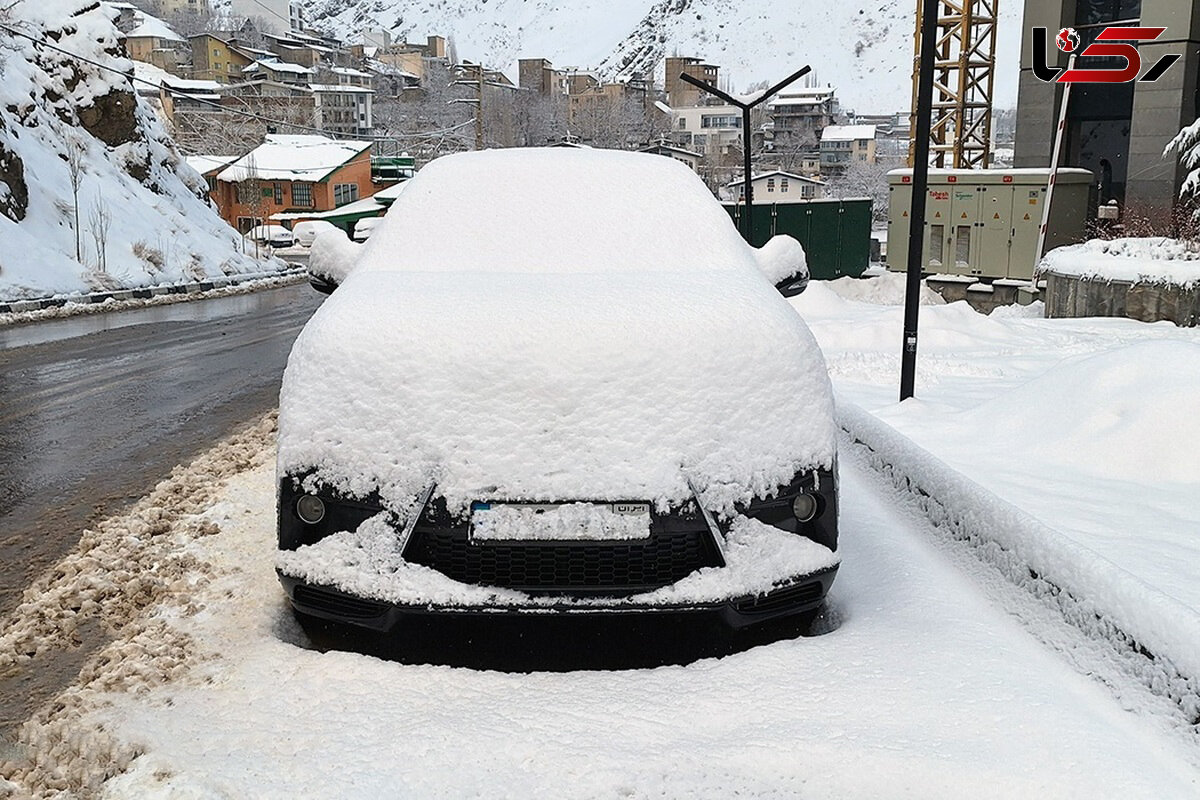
[280,150,837,519]
[1040,237,1200,287]
[0,1,263,301]
[840,401,1200,721]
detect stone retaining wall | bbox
[1043,270,1199,327]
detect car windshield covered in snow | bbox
[276,148,839,636]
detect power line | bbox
[0,21,475,144]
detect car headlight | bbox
[296,494,326,525]
[792,493,819,523]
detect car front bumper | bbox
[278,564,838,633]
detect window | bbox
[801,185,814,199]
[333,183,359,206]
[781,178,790,193]
[678,118,687,130]
[236,216,262,234]
[766,178,775,193]
[701,115,741,129]
[292,183,313,207]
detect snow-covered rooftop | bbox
[126,12,183,41]
[821,124,877,142]
[216,135,372,183]
[244,59,313,76]
[725,170,826,188]
[186,155,236,176]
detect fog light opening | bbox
[296,494,326,525]
[792,493,819,523]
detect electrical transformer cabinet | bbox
[886,168,1093,280]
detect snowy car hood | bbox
[278,268,836,518]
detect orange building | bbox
[211,135,373,233]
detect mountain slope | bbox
[290,0,1022,112]
[0,1,263,300]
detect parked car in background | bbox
[352,217,383,242]
[276,148,837,646]
[293,220,340,248]
[245,224,293,248]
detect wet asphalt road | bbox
[0,283,323,619]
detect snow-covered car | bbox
[276,149,839,639]
[245,224,294,248]
[352,216,383,242]
[292,219,340,248]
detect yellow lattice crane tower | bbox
[908,0,999,169]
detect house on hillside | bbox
[211,135,373,233]
[189,34,257,83]
[820,124,877,174]
[722,171,826,203]
[639,143,702,172]
[768,87,838,151]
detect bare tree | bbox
[238,152,266,258]
[825,159,891,224]
[88,191,112,273]
[65,139,85,262]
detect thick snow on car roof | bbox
[356,148,757,274]
[279,149,836,517]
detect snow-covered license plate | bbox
[469,502,652,542]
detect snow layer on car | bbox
[278,149,836,518]
[275,514,839,607]
[356,148,758,275]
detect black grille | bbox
[735,581,824,615]
[403,526,723,595]
[293,584,388,619]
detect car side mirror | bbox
[309,274,338,295]
[754,235,809,297]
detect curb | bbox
[0,267,306,314]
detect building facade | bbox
[1014,0,1200,224]
[211,135,373,232]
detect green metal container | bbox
[723,198,872,280]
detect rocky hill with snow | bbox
[0,1,264,301]
[284,0,1022,112]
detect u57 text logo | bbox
[1032,26,1180,83]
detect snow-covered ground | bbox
[793,275,1200,619]
[3,275,1200,796]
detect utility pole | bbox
[474,63,485,151]
[680,66,811,245]
[901,0,939,401]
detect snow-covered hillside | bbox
[0,1,264,301]
[282,0,1022,112]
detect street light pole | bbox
[900,0,939,402]
[680,66,811,245]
